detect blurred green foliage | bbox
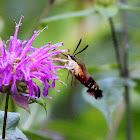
[0,0,140,140]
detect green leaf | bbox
[82,77,135,127]
[41,9,94,23]
[118,4,140,12]
[0,111,27,140]
[95,5,118,19]
[29,98,47,115]
[133,79,140,95]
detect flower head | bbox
[0,16,68,101]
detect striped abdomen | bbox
[68,55,103,99]
[75,65,103,99]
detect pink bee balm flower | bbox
[0,16,68,101]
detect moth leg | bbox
[71,72,73,86]
[67,70,70,81]
[74,75,77,87]
[71,71,75,86]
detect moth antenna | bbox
[73,38,82,55]
[60,52,68,58]
[74,45,88,56]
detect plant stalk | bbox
[108,17,125,140]
[121,0,133,139]
[124,85,132,140]
[108,7,132,140]
[108,17,123,76]
[2,92,10,139]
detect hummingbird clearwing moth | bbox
[67,38,103,99]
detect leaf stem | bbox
[2,91,10,139]
[108,17,123,76]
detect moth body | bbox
[68,54,103,99]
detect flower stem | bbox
[2,91,10,139]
